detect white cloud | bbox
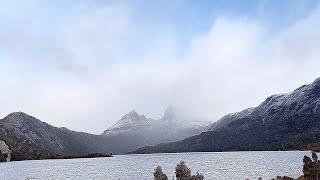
[1,2,320,134]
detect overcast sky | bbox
[1,0,320,134]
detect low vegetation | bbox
[154,152,320,180]
[272,151,320,180]
[154,161,204,180]
[52,152,113,159]
[154,166,168,180]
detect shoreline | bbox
[5,150,311,162]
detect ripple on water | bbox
[0,151,308,180]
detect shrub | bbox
[175,161,204,180]
[154,165,168,180]
[154,161,204,180]
[302,151,320,179]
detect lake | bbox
[0,151,309,180]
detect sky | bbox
[1,0,320,134]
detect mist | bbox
[1,1,320,134]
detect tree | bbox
[154,165,168,180]
[176,161,192,180]
[303,151,320,179]
[175,161,204,180]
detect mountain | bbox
[0,112,111,161]
[103,110,153,137]
[132,77,320,154]
[0,107,211,160]
[102,107,211,153]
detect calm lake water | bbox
[0,151,310,180]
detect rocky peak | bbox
[291,78,320,95]
[309,77,320,94]
[313,77,320,85]
[124,110,140,120]
[118,110,149,124]
[104,110,151,132]
[2,111,43,128]
[4,111,29,120]
[3,111,32,125]
[162,106,176,124]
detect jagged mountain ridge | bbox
[102,107,211,150]
[103,110,153,136]
[132,77,320,154]
[0,107,211,160]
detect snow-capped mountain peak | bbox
[102,110,152,135]
[102,106,212,144]
[122,110,142,121]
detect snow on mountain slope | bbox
[132,77,320,154]
[103,111,153,136]
[102,107,212,144]
[210,77,320,131]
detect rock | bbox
[0,140,11,162]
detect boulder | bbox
[0,140,11,162]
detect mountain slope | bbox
[0,108,211,160]
[0,112,110,160]
[102,107,211,153]
[132,77,320,154]
[103,110,153,137]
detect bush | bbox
[175,161,192,180]
[154,161,204,180]
[175,161,204,180]
[154,165,168,180]
[302,151,320,179]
